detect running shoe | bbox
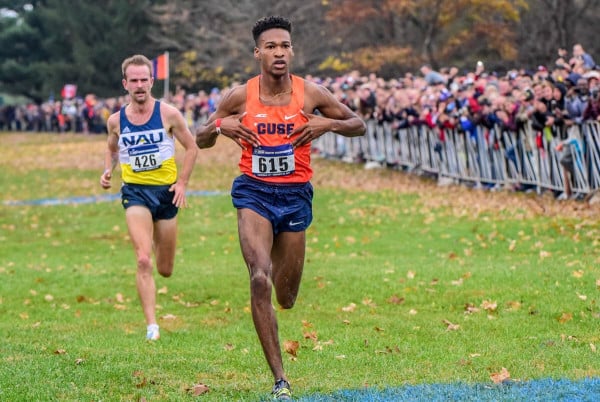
[146,324,160,341]
[272,378,292,400]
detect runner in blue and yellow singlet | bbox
[100,54,197,342]
[195,16,366,400]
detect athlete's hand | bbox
[170,181,188,208]
[100,169,112,189]
[288,110,329,148]
[221,113,260,149]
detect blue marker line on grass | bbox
[2,190,226,206]
[299,378,600,401]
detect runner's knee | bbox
[250,269,272,294]
[136,254,153,271]
[277,293,296,309]
[157,267,173,278]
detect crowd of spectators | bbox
[2,43,599,139]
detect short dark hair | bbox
[252,16,292,45]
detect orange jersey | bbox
[240,75,312,183]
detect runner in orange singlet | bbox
[195,16,366,399]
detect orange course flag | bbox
[153,53,169,80]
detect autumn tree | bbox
[2,0,600,102]
[516,0,600,67]
[325,0,528,74]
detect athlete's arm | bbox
[195,85,260,149]
[100,113,120,189]
[163,103,198,208]
[289,81,366,149]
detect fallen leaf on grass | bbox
[481,300,497,312]
[54,349,66,355]
[387,295,405,305]
[312,339,334,351]
[362,297,377,307]
[342,303,356,312]
[490,367,511,384]
[132,370,155,388]
[558,313,573,323]
[187,383,210,396]
[283,340,299,357]
[442,319,460,331]
[451,278,463,286]
[375,346,400,354]
[539,250,551,259]
[464,303,480,314]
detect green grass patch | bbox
[0,132,599,401]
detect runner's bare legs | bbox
[237,208,305,381]
[271,231,305,309]
[126,207,177,327]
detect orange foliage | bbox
[350,46,414,72]
[325,0,528,69]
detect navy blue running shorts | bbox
[120,183,178,221]
[231,174,313,235]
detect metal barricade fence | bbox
[311,119,600,198]
[582,122,600,191]
[563,125,589,195]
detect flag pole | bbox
[163,51,169,100]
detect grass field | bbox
[1,132,599,401]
